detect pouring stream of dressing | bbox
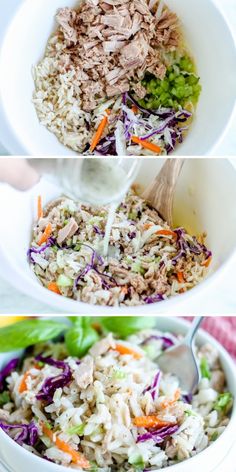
[56,158,141,256]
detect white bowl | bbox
[0,317,236,472]
[1,158,236,314]
[0,0,236,155]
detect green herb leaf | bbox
[200,357,211,380]
[0,320,68,352]
[65,318,99,357]
[100,316,156,338]
[0,391,10,407]
[214,392,233,413]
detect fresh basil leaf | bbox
[100,316,156,338]
[67,317,91,327]
[65,323,99,357]
[0,320,68,352]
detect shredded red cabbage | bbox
[141,335,175,350]
[0,421,38,446]
[74,245,117,290]
[0,358,19,392]
[182,393,193,404]
[27,237,56,263]
[35,355,72,403]
[93,226,105,237]
[143,371,162,400]
[137,424,178,443]
[144,294,164,304]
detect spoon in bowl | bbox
[157,316,204,393]
[141,158,185,227]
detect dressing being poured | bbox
[56,158,141,255]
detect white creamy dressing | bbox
[57,158,139,256]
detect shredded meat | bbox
[57,217,79,244]
[55,0,180,111]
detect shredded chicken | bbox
[55,0,180,111]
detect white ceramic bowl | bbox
[0,317,236,472]
[1,158,236,314]
[0,0,236,156]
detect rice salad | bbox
[33,0,201,155]
[0,327,233,471]
[28,191,212,306]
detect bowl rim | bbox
[0,0,235,156]
[0,316,236,472]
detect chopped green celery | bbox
[45,422,52,430]
[129,454,145,470]
[200,357,211,380]
[67,424,85,436]
[113,368,127,380]
[139,55,201,110]
[185,409,197,417]
[63,220,69,226]
[131,262,145,276]
[51,245,58,253]
[211,431,219,441]
[57,274,73,287]
[0,391,10,406]
[214,392,233,413]
[128,211,137,220]
[142,344,157,360]
[74,244,82,251]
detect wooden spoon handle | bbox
[141,158,185,227]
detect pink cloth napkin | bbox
[185,317,236,362]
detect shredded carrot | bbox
[156,229,177,240]
[18,372,30,393]
[42,423,90,469]
[161,389,181,408]
[201,256,212,268]
[133,416,175,429]
[131,104,139,114]
[177,271,186,293]
[113,344,142,360]
[90,110,110,151]
[143,223,154,230]
[38,223,52,246]
[131,136,161,154]
[18,364,41,393]
[48,282,61,295]
[121,286,128,295]
[37,196,43,219]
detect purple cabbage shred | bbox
[0,358,19,392]
[0,421,38,446]
[141,335,175,350]
[143,371,162,400]
[137,424,179,444]
[35,355,72,403]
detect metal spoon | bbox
[157,317,204,393]
[141,158,185,227]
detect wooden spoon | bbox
[141,158,185,227]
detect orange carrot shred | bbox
[133,416,175,429]
[42,423,90,469]
[38,223,52,246]
[201,256,212,268]
[37,196,43,219]
[48,282,61,295]
[177,271,186,293]
[161,389,181,408]
[156,229,177,240]
[143,223,154,230]
[90,110,110,151]
[131,136,161,154]
[131,105,139,113]
[112,344,142,360]
[18,372,29,393]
